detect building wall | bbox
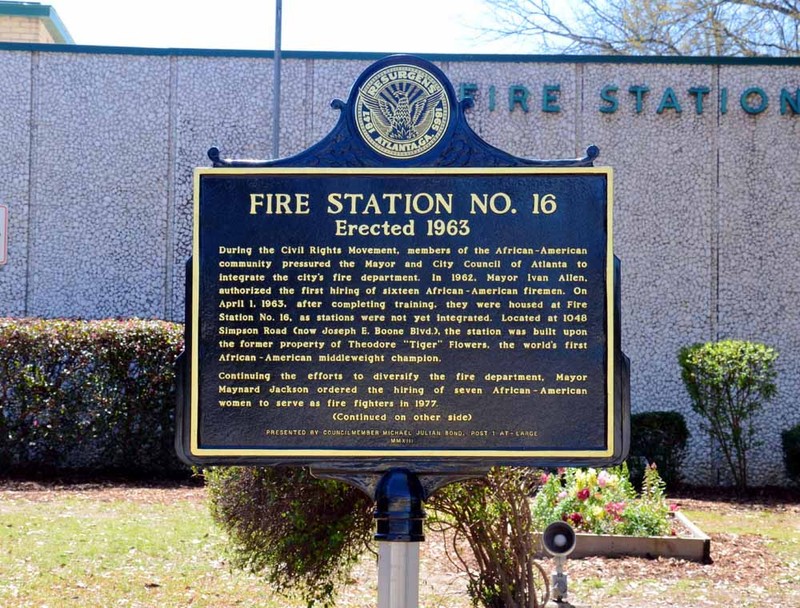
[0,15,55,43]
[0,45,798,485]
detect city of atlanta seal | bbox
[355,63,450,159]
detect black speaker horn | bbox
[542,521,577,557]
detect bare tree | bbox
[480,0,800,56]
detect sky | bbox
[48,0,524,54]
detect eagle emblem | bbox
[355,64,450,159]
[361,83,445,141]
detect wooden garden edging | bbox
[536,512,711,564]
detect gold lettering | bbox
[248,192,310,214]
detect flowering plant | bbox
[532,463,673,536]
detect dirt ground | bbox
[2,479,798,607]
[548,489,800,607]
[0,478,207,506]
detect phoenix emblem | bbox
[361,82,444,141]
[355,64,450,159]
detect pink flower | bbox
[604,501,626,520]
[669,503,680,512]
[540,472,550,484]
[557,491,568,501]
[597,470,610,487]
[577,488,590,501]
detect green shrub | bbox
[628,411,689,490]
[782,424,800,486]
[0,317,185,476]
[206,465,549,608]
[428,467,549,608]
[205,466,373,608]
[679,339,778,492]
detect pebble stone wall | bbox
[0,44,797,485]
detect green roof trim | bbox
[0,2,73,44]
[0,41,798,66]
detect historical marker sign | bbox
[176,55,628,470]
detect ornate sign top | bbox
[207,54,598,170]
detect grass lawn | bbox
[1,481,798,607]
[682,504,800,560]
[0,489,289,607]
[0,482,468,608]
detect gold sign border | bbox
[191,166,615,459]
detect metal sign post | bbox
[272,0,282,159]
[0,205,8,265]
[374,469,424,608]
[378,543,420,608]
